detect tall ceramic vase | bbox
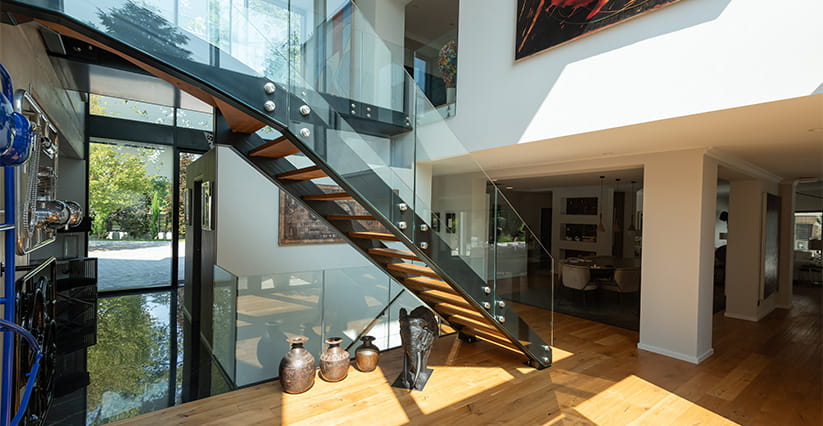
[279,336,315,394]
[354,335,379,372]
[319,337,349,382]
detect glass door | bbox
[88,140,174,291]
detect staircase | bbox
[6,0,554,368]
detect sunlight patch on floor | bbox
[574,375,738,425]
[282,366,410,425]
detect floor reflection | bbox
[46,288,229,425]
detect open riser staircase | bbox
[4,0,553,369]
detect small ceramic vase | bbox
[319,337,349,382]
[279,336,315,394]
[354,335,379,372]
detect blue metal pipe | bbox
[2,166,16,425]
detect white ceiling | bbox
[471,94,823,182]
[499,168,644,191]
[404,0,458,45]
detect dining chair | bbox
[561,263,598,308]
[600,267,641,304]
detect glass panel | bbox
[89,141,174,291]
[493,189,554,351]
[323,267,391,353]
[234,270,322,387]
[89,94,175,125]
[212,265,237,383]
[176,109,213,130]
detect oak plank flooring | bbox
[117,287,822,425]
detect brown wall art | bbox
[516,0,684,60]
[279,185,385,245]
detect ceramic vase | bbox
[319,337,349,382]
[354,335,379,372]
[279,336,315,394]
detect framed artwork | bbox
[516,0,685,60]
[761,193,780,299]
[279,185,385,245]
[431,212,441,232]
[184,188,191,225]
[445,212,457,234]
[201,181,213,231]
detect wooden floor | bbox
[117,287,822,425]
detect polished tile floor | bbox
[46,288,230,425]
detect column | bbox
[639,150,717,364]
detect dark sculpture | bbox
[393,307,438,391]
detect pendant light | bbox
[597,176,606,232]
[627,180,637,232]
[614,178,622,229]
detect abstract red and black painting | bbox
[516,0,684,59]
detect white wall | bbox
[725,179,782,321]
[450,0,823,152]
[215,146,370,276]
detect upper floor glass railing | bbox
[8,0,554,358]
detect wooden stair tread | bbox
[448,314,500,335]
[404,276,453,293]
[303,192,352,201]
[327,215,377,221]
[276,165,327,180]
[386,263,439,279]
[417,290,474,310]
[434,303,487,322]
[349,232,399,241]
[369,248,419,261]
[248,136,299,158]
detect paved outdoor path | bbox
[90,240,185,291]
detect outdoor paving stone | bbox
[90,240,185,291]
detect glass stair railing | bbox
[5,0,554,368]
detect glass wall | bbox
[213,265,425,387]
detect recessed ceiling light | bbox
[505,186,514,190]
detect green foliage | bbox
[89,143,171,239]
[150,191,161,237]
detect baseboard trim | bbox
[637,343,714,364]
[724,312,759,322]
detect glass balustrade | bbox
[210,264,426,387]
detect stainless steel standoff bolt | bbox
[497,300,506,309]
[419,242,429,249]
[299,128,311,138]
[398,203,408,212]
[419,224,429,232]
[496,316,506,323]
[263,101,276,112]
[482,286,491,294]
[263,82,276,94]
[482,302,492,310]
[398,221,407,230]
[299,105,311,116]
